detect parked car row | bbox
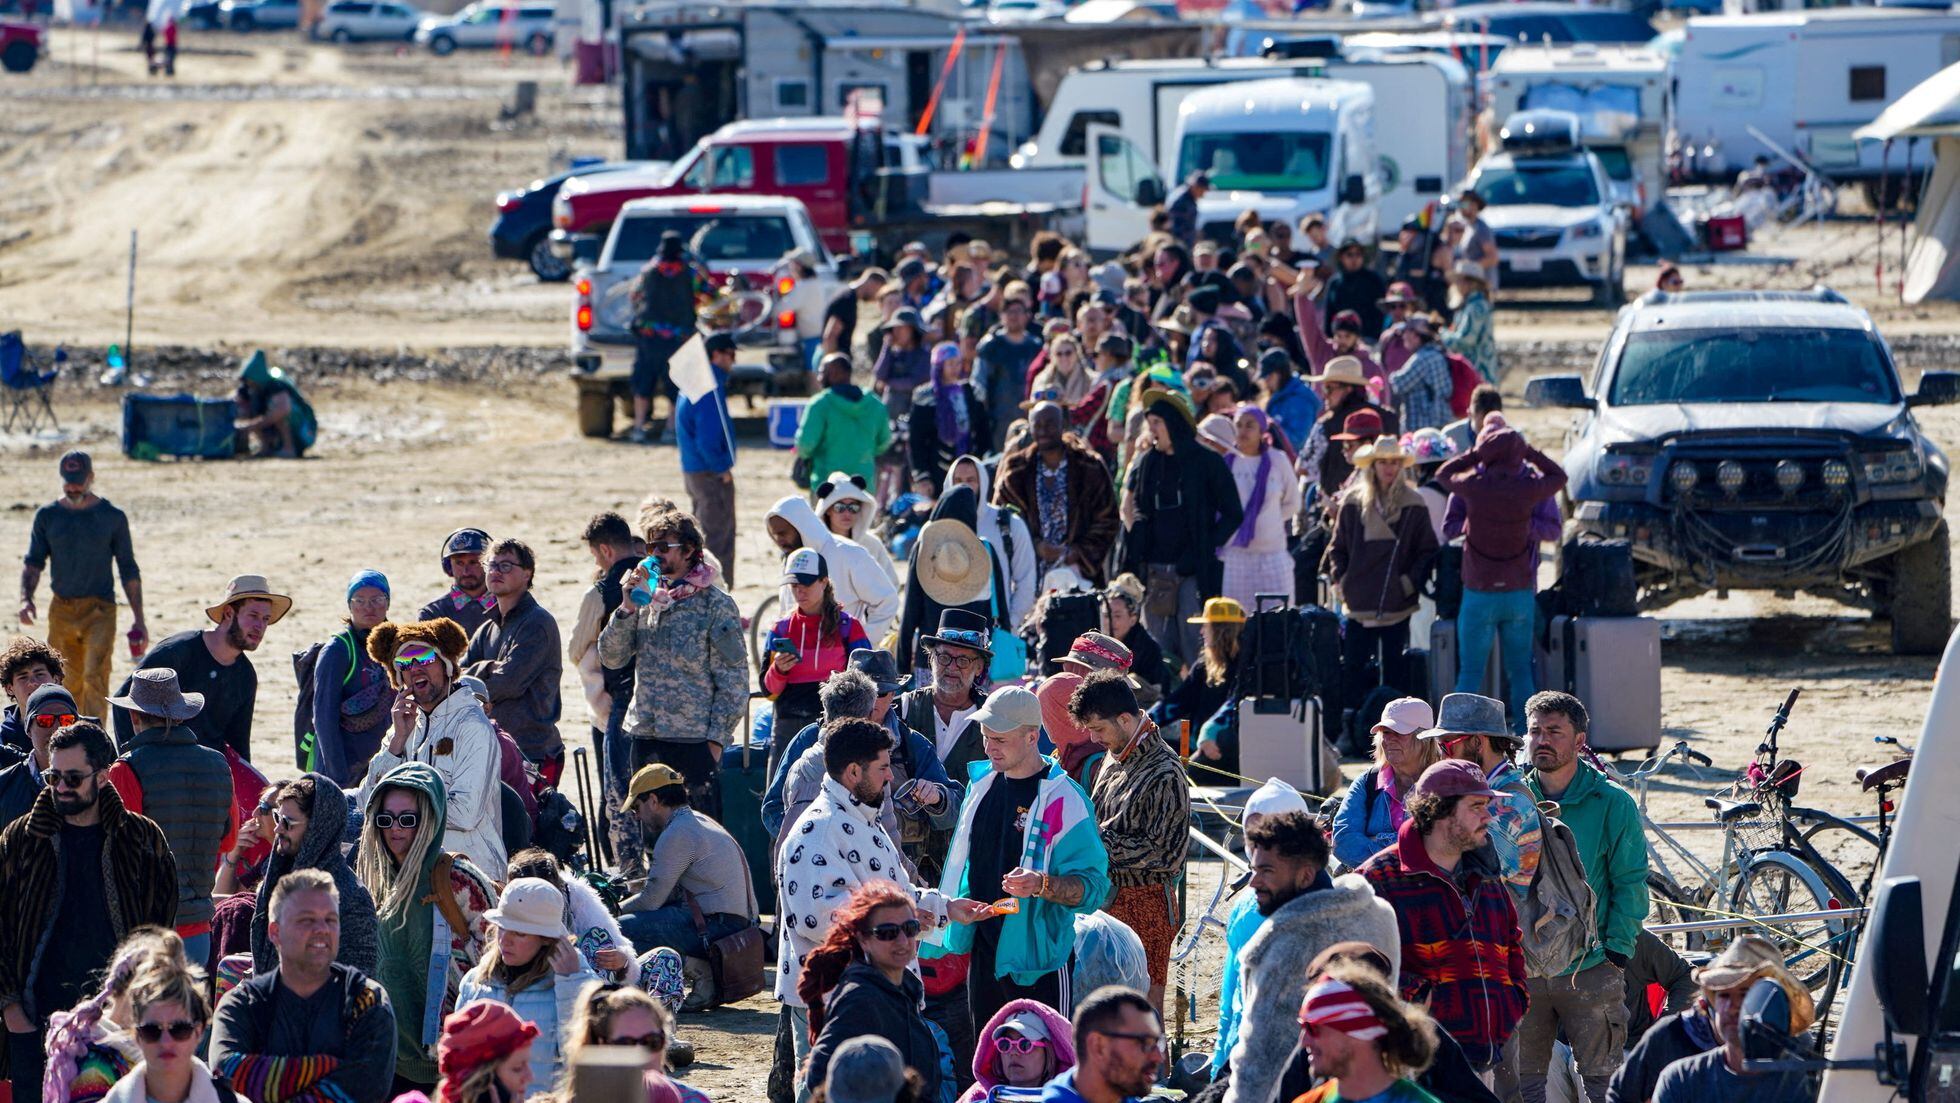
[182,0,551,53]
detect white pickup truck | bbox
[571,194,841,393]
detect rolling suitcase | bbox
[1427,619,1502,707]
[1538,615,1661,753]
[718,703,778,914]
[1237,696,1337,796]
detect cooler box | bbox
[121,394,237,460]
[1704,216,1747,252]
[766,398,807,449]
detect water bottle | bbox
[627,556,661,607]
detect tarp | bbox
[1856,63,1960,303]
[1857,60,1960,142]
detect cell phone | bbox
[769,638,801,658]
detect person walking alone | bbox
[19,452,145,720]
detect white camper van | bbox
[1487,44,1670,220]
[1673,10,1960,187]
[1020,53,1468,233]
[1171,77,1381,247]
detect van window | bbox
[776,80,811,110]
[776,145,831,187]
[1850,66,1886,103]
[710,146,755,189]
[1095,131,1157,204]
[1176,131,1332,193]
[1059,111,1122,157]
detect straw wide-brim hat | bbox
[1305,356,1370,388]
[1354,435,1412,467]
[914,519,993,607]
[205,574,293,624]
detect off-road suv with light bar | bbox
[1526,288,1960,654]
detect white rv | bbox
[1173,77,1381,247]
[1018,52,1469,233]
[1487,44,1670,219]
[1673,10,1960,185]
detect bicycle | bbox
[1794,735,1909,900]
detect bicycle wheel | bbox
[747,592,780,675]
[1794,809,1883,898]
[1727,849,1851,995]
[1645,874,1709,956]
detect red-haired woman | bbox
[795,881,942,1103]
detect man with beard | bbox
[776,719,947,1072]
[993,402,1119,588]
[114,575,290,761]
[250,775,380,976]
[1221,812,1398,1103]
[1360,761,1530,1079]
[1289,968,1444,1103]
[360,618,506,879]
[418,528,495,640]
[0,721,177,1103]
[897,611,990,784]
[1041,987,1164,1103]
[19,451,146,720]
[213,869,398,1103]
[617,762,758,961]
[463,538,563,778]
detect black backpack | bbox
[1037,592,1102,674]
[292,629,359,770]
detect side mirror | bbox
[1740,978,1797,1062]
[1340,173,1367,206]
[1869,876,1930,1036]
[1526,374,1595,410]
[569,232,602,267]
[1910,371,1960,407]
[1135,176,1166,207]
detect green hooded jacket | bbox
[1526,759,1649,976]
[238,351,318,452]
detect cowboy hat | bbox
[205,574,292,625]
[1450,259,1489,285]
[1330,408,1385,443]
[1353,434,1412,467]
[1153,306,1197,337]
[1305,355,1369,388]
[107,669,204,722]
[914,520,993,607]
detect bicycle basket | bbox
[1733,784,1790,853]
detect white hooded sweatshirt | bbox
[815,472,902,586]
[766,494,902,641]
[946,455,1036,629]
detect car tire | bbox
[0,40,34,72]
[330,26,350,41]
[525,31,549,55]
[429,32,454,54]
[527,231,570,282]
[1889,519,1952,655]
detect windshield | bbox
[1176,131,1332,193]
[1472,160,1599,206]
[612,214,798,265]
[1609,327,1901,406]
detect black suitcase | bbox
[1401,646,1431,704]
[1037,592,1103,674]
[718,740,778,915]
[1299,604,1344,705]
[1427,544,1465,620]
[1559,537,1638,618]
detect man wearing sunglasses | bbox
[463,539,564,781]
[0,720,178,1103]
[1042,986,1162,1103]
[0,683,77,827]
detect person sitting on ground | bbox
[433,998,540,1103]
[211,869,397,1103]
[615,765,758,965]
[232,352,316,459]
[503,849,636,984]
[798,880,945,1103]
[1155,598,1245,782]
[557,984,709,1103]
[959,1001,1076,1103]
[1650,936,1814,1103]
[457,879,600,1098]
[248,774,380,975]
[41,928,186,1103]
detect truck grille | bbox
[1495,227,1561,249]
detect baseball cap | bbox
[971,686,1041,733]
[1371,697,1433,737]
[624,763,687,811]
[1409,759,1503,802]
[1330,409,1385,442]
[824,1037,906,1103]
[783,548,829,585]
[58,451,91,485]
[994,1014,1051,1044]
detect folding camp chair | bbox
[0,331,61,433]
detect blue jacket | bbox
[1266,375,1322,452]
[1211,892,1264,1074]
[927,757,1109,984]
[760,714,958,836]
[675,367,734,474]
[1040,1069,1145,1103]
[457,964,599,1098]
[1329,766,1402,871]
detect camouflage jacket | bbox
[597,584,748,746]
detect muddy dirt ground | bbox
[1,28,1955,1087]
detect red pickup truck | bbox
[2,21,44,73]
[552,116,1081,263]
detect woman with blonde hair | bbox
[99,957,231,1103]
[1324,435,1438,739]
[1030,334,1091,406]
[1157,597,1247,785]
[44,928,189,1103]
[457,880,599,1098]
[1329,696,1440,870]
[557,984,708,1103]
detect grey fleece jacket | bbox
[1220,873,1401,1103]
[249,771,381,976]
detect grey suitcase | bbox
[1537,615,1662,753]
[1428,618,1504,708]
[1237,697,1338,796]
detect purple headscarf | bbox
[932,342,971,458]
[1226,404,1273,548]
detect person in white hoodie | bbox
[359,618,507,880]
[815,472,902,587]
[765,495,901,642]
[945,455,1036,631]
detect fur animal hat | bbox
[367,618,471,684]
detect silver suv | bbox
[1528,288,1960,654]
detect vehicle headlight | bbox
[1568,220,1604,241]
[1862,450,1923,486]
[1821,459,1851,490]
[1598,454,1651,487]
[1774,460,1804,494]
[1668,460,1699,495]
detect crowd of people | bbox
[0,204,1802,1103]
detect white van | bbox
[1169,77,1380,248]
[1487,44,1671,220]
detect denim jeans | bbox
[1455,587,1537,733]
[617,904,750,959]
[602,693,641,876]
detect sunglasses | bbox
[47,768,96,789]
[273,809,303,830]
[486,560,524,574]
[993,1036,1049,1055]
[607,1031,667,1052]
[136,1020,200,1043]
[30,712,77,732]
[865,919,922,942]
[393,646,440,669]
[829,502,864,514]
[1440,733,1478,752]
[373,811,420,830]
[648,542,691,554]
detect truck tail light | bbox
[496,193,519,213]
[776,275,796,297]
[778,310,796,329]
[576,278,592,332]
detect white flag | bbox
[668,334,716,403]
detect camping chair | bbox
[1,331,61,433]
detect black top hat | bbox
[920,609,995,659]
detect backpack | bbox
[1444,352,1482,419]
[533,787,586,866]
[1519,802,1599,979]
[292,629,359,770]
[426,853,475,934]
